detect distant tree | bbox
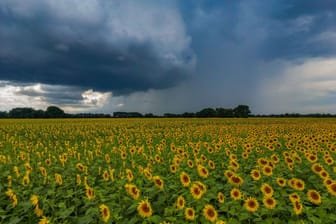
[45,106,65,118]
[196,108,216,117]
[144,113,155,118]
[233,105,251,118]
[9,107,36,118]
[113,112,143,118]
[216,108,234,117]
[182,112,195,118]
[0,111,8,118]
[33,109,45,118]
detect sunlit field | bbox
[1,118,336,224]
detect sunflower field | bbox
[1,118,336,223]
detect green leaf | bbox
[8,217,22,224]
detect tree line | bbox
[1,105,334,119]
[0,105,251,118]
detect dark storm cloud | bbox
[0,0,194,94]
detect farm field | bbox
[1,118,336,224]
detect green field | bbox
[1,118,336,223]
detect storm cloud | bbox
[0,0,195,94]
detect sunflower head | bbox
[217,192,225,204]
[180,172,191,187]
[307,190,321,205]
[153,176,164,190]
[250,169,261,181]
[203,204,218,222]
[276,178,286,187]
[230,188,242,200]
[261,183,274,197]
[293,201,303,215]
[190,183,203,199]
[289,193,300,203]
[244,197,259,212]
[262,165,273,176]
[176,195,185,210]
[184,207,195,221]
[263,196,276,209]
[327,182,336,196]
[137,199,153,218]
[99,204,110,223]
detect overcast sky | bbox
[1,0,336,115]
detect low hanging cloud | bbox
[0,81,113,112]
[256,57,336,114]
[0,0,195,94]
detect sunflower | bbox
[325,157,334,165]
[195,181,207,193]
[217,192,225,204]
[224,170,234,179]
[327,182,336,196]
[125,184,140,200]
[144,169,152,180]
[6,189,18,207]
[289,193,300,203]
[262,165,273,176]
[311,163,323,174]
[121,152,126,160]
[197,165,209,178]
[38,216,49,224]
[260,183,274,197]
[288,178,296,189]
[103,170,109,181]
[319,170,329,179]
[176,195,185,210]
[153,176,164,190]
[323,178,333,187]
[34,205,43,217]
[76,163,85,172]
[244,197,259,212]
[85,185,95,200]
[8,175,12,186]
[30,195,39,207]
[208,160,215,169]
[271,154,280,163]
[13,166,20,177]
[21,173,30,186]
[187,160,194,168]
[45,159,51,166]
[55,173,62,186]
[250,169,261,181]
[76,174,81,185]
[99,204,110,223]
[263,196,276,209]
[184,207,195,221]
[203,204,218,222]
[307,154,318,163]
[230,188,242,200]
[293,201,303,215]
[229,160,239,171]
[258,158,268,166]
[307,190,321,205]
[294,179,305,191]
[190,183,202,199]
[39,167,47,177]
[170,165,177,173]
[137,199,153,218]
[126,169,134,182]
[180,172,191,187]
[276,177,286,187]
